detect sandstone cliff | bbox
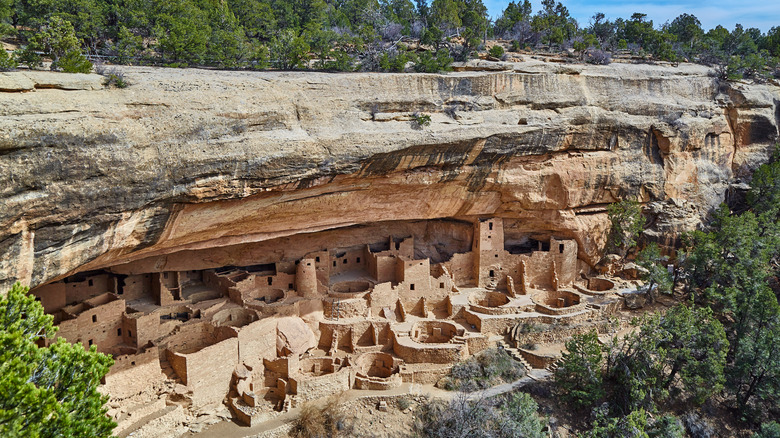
[1,60,778,290]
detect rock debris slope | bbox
[1,60,778,289]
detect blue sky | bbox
[483,0,780,32]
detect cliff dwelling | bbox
[30,217,620,430]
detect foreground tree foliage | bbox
[0,283,115,437]
[554,330,604,410]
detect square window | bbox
[410,284,415,291]
[356,257,361,263]
[489,270,495,278]
[88,279,93,286]
[288,283,293,289]
[343,259,348,264]
[440,282,445,288]
[316,257,320,262]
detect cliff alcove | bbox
[2,59,778,435]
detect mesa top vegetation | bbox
[0,0,779,78]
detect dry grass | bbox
[291,392,352,438]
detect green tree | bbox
[755,422,780,438]
[554,330,604,409]
[606,199,645,256]
[270,29,310,69]
[153,0,210,66]
[655,305,728,404]
[0,283,115,437]
[0,47,17,70]
[585,407,684,438]
[666,13,703,55]
[494,0,532,37]
[21,16,92,72]
[636,243,672,301]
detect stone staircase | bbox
[497,339,533,372]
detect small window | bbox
[128,330,132,337]
[489,270,495,278]
[559,244,565,254]
[307,262,311,266]
[267,277,273,285]
[316,256,320,262]
[88,279,93,286]
[489,222,493,230]
[88,339,93,346]
[488,235,491,238]
[343,259,348,264]
[495,254,499,258]
[395,242,400,250]
[288,283,293,289]
[163,272,168,279]
[440,282,445,288]
[295,260,300,265]
[356,257,361,263]
[410,284,415,291]
[117,328,122,336]
[131,361,135,366]
[92,315,97,323]
[333,261,337,267]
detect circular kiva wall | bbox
[533,290,582,315]
[468,291,510,307]
[356,352,396,378]
[330,280,372,297]
[411,320,458,344]
[212,308,258,327]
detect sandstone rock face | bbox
[1,60,778,290]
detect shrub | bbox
[411,112,432,130]
[98,67,128,88]
[0,49,17,71]
[413,49,453,73]
[681,412,715,438]
[414,392,545,438]
[444,347,525,392]
[379,49,412,72]
[510,40,521,52]
[586,49,612,65]
[291,393,351,438]
[489,45,505,58]
[754,422,780,438]
[15,46,43,69]
[55,50,93,73]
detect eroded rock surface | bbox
[1,60,778,290]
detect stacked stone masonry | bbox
[30,218,619,427]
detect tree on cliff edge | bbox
[0,283,115,438]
